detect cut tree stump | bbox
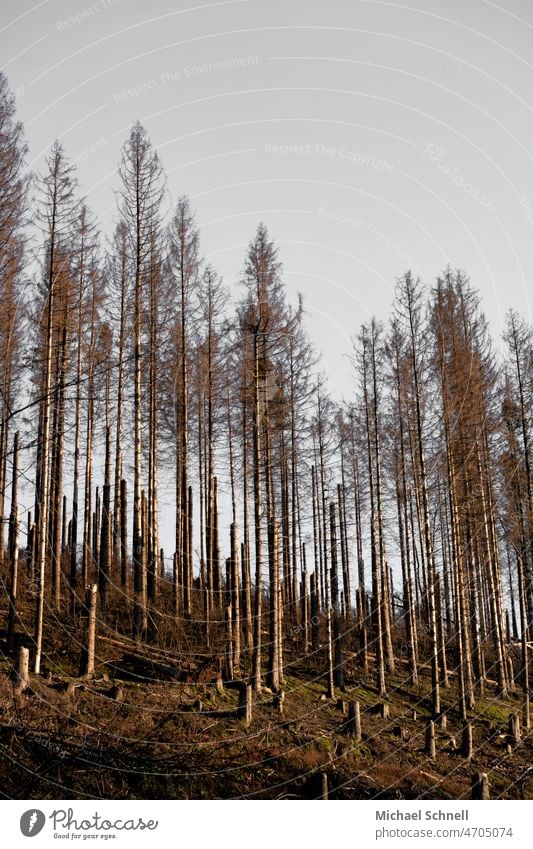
[393,726,409,742]
[425,721,436,760]
[237,682,252,726]
[274,690,285,715]
[508,713,521,746]
[14,646,29,694]
[80,583,98,678]
[471,772,490,799]
[462,721,473,760]
[65,681,78,699]
[321,772,328,799]
[109,684,123,701]
[347,701,362,741]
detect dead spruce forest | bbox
[1,70,533,801]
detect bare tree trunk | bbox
[7,432,19,651]
[241,399,253,653]
[231,522,240,672]
[112,227,127,588]
[120,479,128,589]
[80,583,97,678]
[99,371,111,621]
[34,197,58,674]
[267,518,281,692]
[361,327,387,697]
[330,502,345,690]
[251,335,263,693]
[15,646,29,694]
[337,481,351,619]
[51,323,67,610]
[132,198,145,639]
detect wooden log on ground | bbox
[109,652,188,682]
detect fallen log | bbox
[106,652,190,682]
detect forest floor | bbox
[1,602,532,800]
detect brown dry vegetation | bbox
[1,585,532,800]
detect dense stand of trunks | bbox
[0,72,532,721]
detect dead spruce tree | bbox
[238,224,301,692]
[168,196,199,621]
[117,122,164,642]
[69,204,99,606]
[106,221,131,591]
[431,271,508,712]
[356,321,389,698]
[32,142,78,673]
[0,73,27,570]
[394,273,440,716]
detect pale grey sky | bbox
[3,0,533,397]
[2,0,533,562]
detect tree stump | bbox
[109,684,123,702]
[14,646,29,694]
[425,720,436,760]
[508,713,521,746]
[412,710,417,721]
[461,721,473,760]
[439,714,447,731]
[321,772,328,799]
[237,682,252,726]
[66,681,78,699]
[446,735,457,751]
[380,703,390,719]
[347,701,362,741]
[471,772,490,800]
[80,583,98,678]
[336,698,348,716]
[274,690,285,715]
